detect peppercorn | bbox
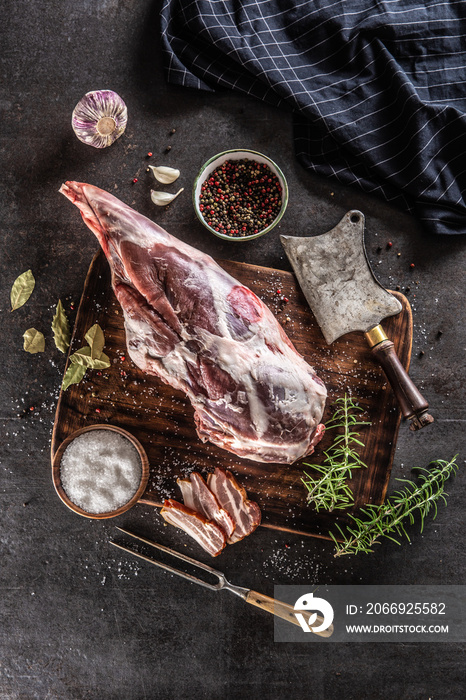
[198,159,282,238]
[132,177,138,183]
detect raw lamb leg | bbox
[60,181,327,464]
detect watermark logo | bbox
[294,592,334,634]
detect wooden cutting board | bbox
[51,250,412,540]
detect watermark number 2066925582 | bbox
[275,585,465,643]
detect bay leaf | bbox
[88,352,111,370]
[52,299,70,353]
[70,346,111,369]
[23,328,45,353]
[62,363,86,391]
[85,323,105,359]
[70,346,92,366]
[11,270,35,311]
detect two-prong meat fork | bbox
[110,528,333,637]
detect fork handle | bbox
[245,590,332,637]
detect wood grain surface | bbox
[51,250,412,540]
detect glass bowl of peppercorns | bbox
[193,149,288,241]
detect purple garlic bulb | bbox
[71,90,128,149]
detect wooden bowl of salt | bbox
[52,424,149,519]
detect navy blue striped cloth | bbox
[160,0,466,236]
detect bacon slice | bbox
[207,468,261,544]
[177,472,236,539]
[160,499,226,557]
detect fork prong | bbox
[109,541,222,591]
[115,527,225,579]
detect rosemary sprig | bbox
[302,395,370,512]
[331,456,458,557]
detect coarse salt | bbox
[60,430,142,513]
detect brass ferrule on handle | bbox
[364,324,434,431]
[364,325,388,348]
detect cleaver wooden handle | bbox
[365,326,434,431]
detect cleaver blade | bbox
[281,210,433,431]
[280,210,402,344]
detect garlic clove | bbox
[150,188,184,206]
[148,165,180,184]
[72,90,128,149]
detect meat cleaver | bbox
[281,210,433,431]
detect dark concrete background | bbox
[1,1,465,698]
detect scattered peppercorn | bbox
[283,297,289,303]
[165,145,172,153]
[419,350,425,357]
[198,158,282,237]
[121,355,126,361]
[170,128,176,135]
[95,408,101,413]
[395,285,401,291]
[437,330,443,338]
[132,177,138,184]
[29,406,34,412]
[410,263,415,269]
[397,252,401,257]
[276,289,281,294]
[147,152,153,157]
[405,286,411,293]
[376,246,382,253]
